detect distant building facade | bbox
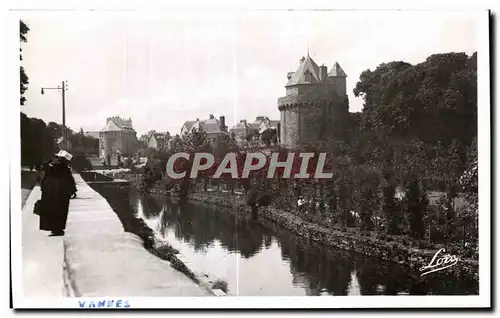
[99,116,138,158]
[278,55,349,148]
[84,131,100,139]
[181,114,228,148]
[147,131,171,151]
[230,116,280,144]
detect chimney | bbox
[319,64,328,81]
[219,116,226,131]
[277,122,281,144]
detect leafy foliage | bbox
[403,179,428,239]
[21,113,94,171]
[260,128,278,147]
[20,20,30,106]
[21,112,56,167]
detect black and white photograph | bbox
[6,4,491,310]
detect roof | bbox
[231,117,279,134]
[257,119,279,134]
[328,62,347,77]
[100,116,135,132]
[181,118,225,135]
[181,121,196,133]
[285,55,321,87]
[232,120,251,130]
[155,133,169,140]
[101,120,121,131]
[269,120,280,127]
[149,132,170,142]
[202,122,223,134]
[84,131,100,139]
[251,117,279,127]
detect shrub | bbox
[71,154,93,172]
[211,279,228,294]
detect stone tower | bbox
[278,55,349,148]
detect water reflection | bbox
[129,190,478,296]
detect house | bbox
[251,116,280,135]
[230,119,254,143]
[147,131,171,151]
[230,116,280,144]
[180,114,228,148]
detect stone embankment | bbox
[181,189,478,286]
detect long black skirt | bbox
[39,197,70,232]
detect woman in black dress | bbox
[39,150,77,236]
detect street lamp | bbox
[41,80,68,150]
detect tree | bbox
[353,165,380,231]
[403,179,428,239]
[20,20,30,106]
[354,52,477,148]
[382,179,402,234]
[47,122,62,138]
[260,128,277,147]
[215,133,239,192]
[169,127,211,191]
[20,113,56,167]
[459,136,478,244]
[170,134,184,152]
[245,128,259,142]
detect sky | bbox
[20,10,479,137]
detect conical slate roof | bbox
[285,55,321,87]
[328,62,347,77]
[100,119,122,131]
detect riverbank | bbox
[176,188,478,286]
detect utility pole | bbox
[41,80,68,150]
[61,80,67,150]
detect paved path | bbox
[22,186,65,298]
[64,174,211,297]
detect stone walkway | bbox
[22,174,211,298]
[22,186,65,298]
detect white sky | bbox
[20,10,478,136]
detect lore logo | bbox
[419,248,459,277]
[78,299,131,308]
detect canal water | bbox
[123,189,477,296]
